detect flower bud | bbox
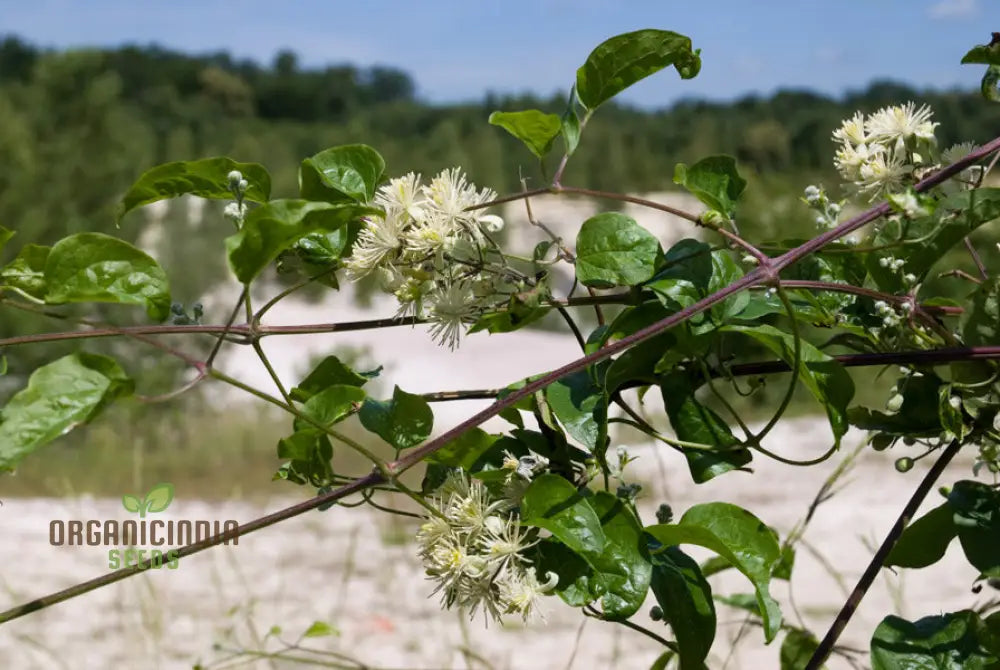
[227,170,243,187]
[886,394,904,412]
[237,178,249,193]
[894,457,914,473]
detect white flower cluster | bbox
[344,168,511,349]
[873,299,910,330]
[877,255,918,286]
[832,103,938,200]
[417,467,557,625]
[803,185,843,230]
[939,141,985,195]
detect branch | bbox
[804,440,963,670]
[0,472,381,625]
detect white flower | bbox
[375,172,426,223]
[942,142,977,165]
[344,212,406,279]
[857,151,910,199]
[445,475,506,536]
[479,214,505,233]
[223,202,247,224]
[424,167,497,223]
[479,516,538,570]
[427,280,478,350]
[426,534,488,594]
[438,469,473,500]
[416,515,452,558]
[832,111,867,146]
[865,102,938,152]
[404,210,461,255]
[834,142,881,182]
[497,569,559,623]
[940,142,984,194]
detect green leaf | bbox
[526,491,652,618]
[982,65,1000,103]
[576,29,701,110]
[781,629,822,670]
[545,368,607,451]
[225,200,375,283]
[282,225,357,285]
[871,610,1000,670]
[587,492,652,619]
[521,474,606,558]
[962,40,1000,66]
[299,144,385,204]
[948,481,1000,578]
[848,374,944,437]
[121,494,142,514]
[645,239,713,317]
[488,110,562,159]
[43,233,171,322]
[659,372,752,483]
[532,538,600,607]
[575,212,660,288]
[302,620,339,638]
[296,385,366,431]
[0,353,133,472]
[359,385,433,450]
[673,155,747,217]
[290,356,368,403]
[722,323,855,446]
[117,157,271,222]
[468,289,551,334]
[647,502,783,642]
[649,652,675,670]
[0,244,50,300]
[561,91,582,156]
[886,502,958,569]
[650,545,716,670]
[144,482,175,513]
[962,275,1000,348]
[276,430,334,487]
[705,250,749,330]
[425,428,501,470]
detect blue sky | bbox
[2,0,994,108]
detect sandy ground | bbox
[0,192,993,668]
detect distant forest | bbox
[0,35,996,381]
[1,34,996,240]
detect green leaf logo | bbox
[121,482,175,517]
[122,494,142,514]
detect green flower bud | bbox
[700,210,728,227]
[894,457,914,473]
[227,170,243,187]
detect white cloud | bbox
[928,0,978,19]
